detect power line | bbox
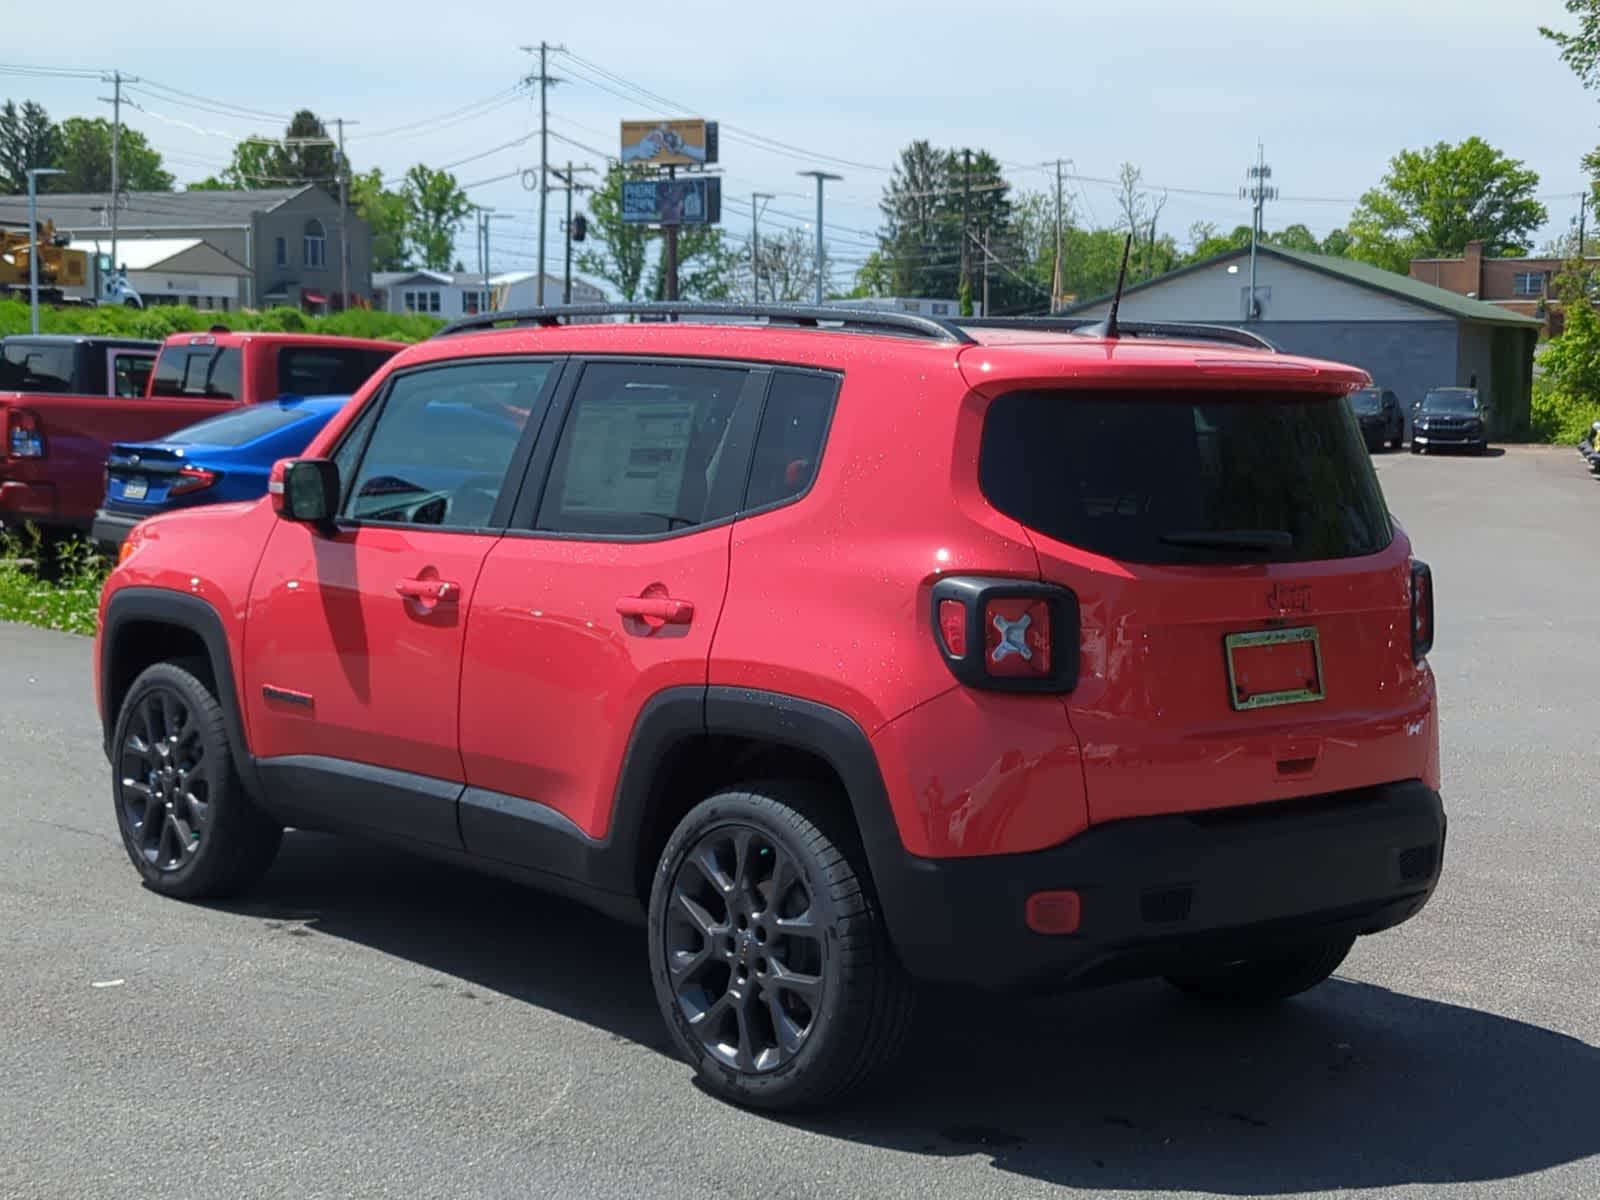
[354,86,523,140]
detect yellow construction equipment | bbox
[0,221,91,304]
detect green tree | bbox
[1271,223,1321,252]
[1320,227,1354,257]
[1542,1,1600,87]
[400,164,470,270]
[575,164,653,300]
[1345,138,1546,273]
[876,141,1019,302]
[649,224,741,301]
[0,100,61,194]
[350,168,408,271]
[55,117,173,193]
[847,248,893,299]
[190,110,337,191]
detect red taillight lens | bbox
[1410,560,1434,660]
[930,577,1078,693]
[167,465,218,496]
[937,599,967,657]
[984,596,1052,677]
[6,407,43,458]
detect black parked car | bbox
[1349,386,1404,451]
[1411,387,1490,455]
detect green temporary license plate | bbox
[1225,626,1324,711]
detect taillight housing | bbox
[6,407,43,458]
[930,576,1079,693]
[167,465,218,496]
[1410,559,1434,661]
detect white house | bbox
[372,269,604,317]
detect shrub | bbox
[0,527,108,637]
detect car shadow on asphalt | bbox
[223,831,1599,1195]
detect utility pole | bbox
[474,207,493,312]
[521,42,563,305]
[99,70,136,297]
[1240,142,1277,322]
[1051,158,1064,314]
[981,225,991,317]
[333,117,357,310]
[797,170,842,304]
[960,148,972,303]
[751,191,773,303]
[1579,191,1588,260]
[550,162,595,303]
[663,165,679,301]
[26,168,64,333]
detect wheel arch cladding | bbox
[100,587,261,799]
[618,686,907,908]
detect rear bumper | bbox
[0,478,60,523]
[876,780,1445,990]
[91,508,141,549]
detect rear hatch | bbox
[979,385,1433,825]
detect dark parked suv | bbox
[1349,387,1404,451]
[96,303,1444,1111]
[1411,387,1489,454]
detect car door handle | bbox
[615,595,694,624]
[395,578,458,603]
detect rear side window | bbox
[345,360,551,529]
[535,362,753,536]
[112,352,154,398]
[151,346,242,400]
[1,342,74,393]
[163,401,322,448]
[278,346,396,396]
[745,370,837,510]
[980,389,1391,565]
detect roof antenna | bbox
[1080,233,1133,340]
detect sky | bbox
[4,0,1597,294]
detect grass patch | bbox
[0,528,109,636]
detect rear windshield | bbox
[278,347,395,396]
[0,341,75,393]
[980,389,1392,565]
[1421,390,1477,414]
[151,346,243,400]
[162,401,325,448]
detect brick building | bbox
[1410,240,1598,333]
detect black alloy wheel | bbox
[118,685,211,872]
[663,824,825,1074]
[111,661,281,898]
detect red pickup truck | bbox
[0,329,400,535]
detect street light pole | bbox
[26,167,64,334]
[750,192,773,303]
[797,170,841,304]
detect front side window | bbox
[112,352,154,398]
[344,360,551,530]
[535,362,753,536]
[303,220,327,269]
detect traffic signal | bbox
[571,215,588,243]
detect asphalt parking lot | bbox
[0,446,1595,1200]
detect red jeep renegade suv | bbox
[96,303,1443,1110]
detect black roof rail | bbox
[955,315,1277,352]
[434,301,975,344]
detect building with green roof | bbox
[1066,243,1541,439]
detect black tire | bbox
[110,661,281,899]
[1390,435,1403,450]
[1411,443,1423,454]
[647,782,913,1111]
[1164,934,1355,1007]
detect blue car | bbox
[91,395,350,549]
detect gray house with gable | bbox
[0,185,372,313]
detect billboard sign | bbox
[620,119,719,167]
[621,177,722,226]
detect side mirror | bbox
[269,457,339,525]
